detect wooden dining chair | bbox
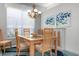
[23,28,30,38]
[53,31,57,56]
[0,29,12,53]
[15,28,29,56]
[53,31,61,56]
[35,28,53,56]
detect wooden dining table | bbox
[18,35,57,56]
[18,35,43,56]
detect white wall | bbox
[6,3,42,33]
[34,15,41,32]
[0,3,6,39]
[64,4,79,54]
[41,3,79,54]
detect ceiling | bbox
[6,3,60,12]
[35,3,59,8]
[20,3,60,9]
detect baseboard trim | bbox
[63,50,79,56]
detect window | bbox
[7,7,35,38]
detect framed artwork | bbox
[45,16,56,28]
[45,11,71,28]
[56,12,71,28]
[45,16,55,25]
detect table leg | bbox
[0,46,3,56]
[29,42,35,56]
[3,44,5,54]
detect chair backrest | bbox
[0,29,4,41]
[53,31,57,49]
[57,31,60,47]
[15,28,20,48]
[37,28,43,35]
[44,28,53,31]
[23,28,30,37]
[42,28,53,51]
[53,31,61,48]
[53,31,56,39]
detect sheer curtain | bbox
[7,7,35,38]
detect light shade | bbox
[27,10,31,13]
[38,11,42,14]
[34,9,38,12]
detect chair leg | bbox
[18,50,20,56]
[16,50,18,56]
[16,48,20,56]
[50,50,52,56]
[3,44,5,54]
[54,40,57,56]
[42,52,44,56]
[4,48,5,54]
[55,49,57,56]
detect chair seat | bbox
[19,43,28,50]
[0,40,11,45]
[36,44,43,52]
[36,44,52,52]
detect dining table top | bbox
[18,35,43,41]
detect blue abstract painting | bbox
[45,16,55,25]
[56,12,71,27]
